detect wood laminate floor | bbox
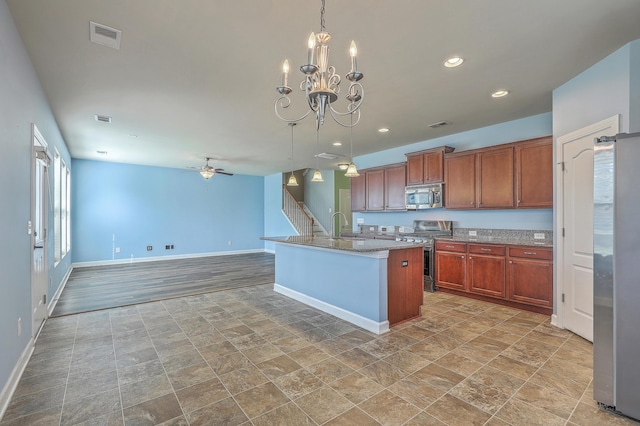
[51,252,274,317]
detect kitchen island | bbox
[262,236,425,334]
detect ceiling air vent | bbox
[94,114,112,123]
[89,21,122,50]
[314,152,342,160]
[428,121,451,129]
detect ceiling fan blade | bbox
[215,170,233,176]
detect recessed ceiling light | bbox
[128,134,138,138]
[96,150,108,155]
[444,57,464,68]
[94,114,112,123]
[337,163,349,170]
[332,141,342,146]
[491,90,510,98]
[378,128,390,133]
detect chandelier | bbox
[275,0,364,129]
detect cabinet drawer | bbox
[435,241,466,253]
[508,246,552,260]
[468,244,505,256]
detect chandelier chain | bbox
[320,0,326,32]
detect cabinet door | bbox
[507,258,553,307]
[468,254,506,298]
[477,147,514,208]
[350,173,366,212]
[366,169,385,211]
[444,153,476,209]
[516,139,553,208]
[406,155,424,186]
[385,164,406,210]
[424,151,444,183]
[435,251,466,290]
[388,248,424,325]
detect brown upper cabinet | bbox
[384,164,407,210]
[444,136,552,209]
[405,146,454,185]
[444,153,477,208]
[350,173,366,212]
[515,136,553,208]
[350,163,407,212]
[366,169,385,211]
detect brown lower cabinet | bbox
[388,247,424,325]
[435,241,553,314]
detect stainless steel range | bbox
[396,220,453,292]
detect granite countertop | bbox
[433,235,553,248]
[261,236,425,252]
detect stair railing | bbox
[282,184,314,236]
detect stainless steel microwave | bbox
[405,183,444,210]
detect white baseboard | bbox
[274,284,389,335]
[550,314,559,328]
[0,339,34,420]
[72,249,266,268]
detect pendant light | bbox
[287,123,298,186]
[311,129,324,182]
[344,112,360,177]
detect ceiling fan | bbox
[191,157,234,179]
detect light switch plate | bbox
[534,233,545,239]
[469,230,477,237]
[356,218,364,224]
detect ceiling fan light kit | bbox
[197,157,233,180]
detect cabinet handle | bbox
[461,255,465,259]
[480,248,491,252]
[446,245,455,249]
[470,202,474,205]
[469,256,472,259]
[509,260,513,264]
[523,251,536,255]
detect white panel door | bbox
[562,138,594,340]
[32,126,49,338]
[557,116,618,342]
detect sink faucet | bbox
[330,212,349,239]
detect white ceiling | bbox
[7,0,640,176]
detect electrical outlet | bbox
[469,230,477,237]
[165,245,171,250]
[17,318,21,337]
[146,245,153,251]
[534,233,545,239]
[170,244,174,249]
[115,247,120,253]
[228,241,232,246]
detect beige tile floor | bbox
[1,284,638,425]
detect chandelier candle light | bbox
[275,0,364,130]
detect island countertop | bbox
[261,235,425,253]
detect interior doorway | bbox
[555,115,619,342]
[338,188,352,230]
[31,124,50,338]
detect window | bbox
[53,149,71,264]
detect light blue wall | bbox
[72,160,264,262]
[353,113,554,230]
[263,173,296,252]
[0,0,72,398]
[553,43,632,137]
[304,169,335,233]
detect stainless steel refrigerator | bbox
[593,132,640,420]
